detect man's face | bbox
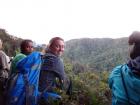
[50,39,64,56]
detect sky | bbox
[0,0,140,44]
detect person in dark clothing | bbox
[39,37,71,94]
[109,31,140,105]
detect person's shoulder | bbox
[13,53,26,60]
[0,50,6,55]
[44,53,58,60]
[30,51,41,55]
[15,53,26,58]
[110,64,130,77]
[27,51,42,60]
[17,51,42,63]
[42,53,60,67]
[109,65,124,78]
[28,51,41,57]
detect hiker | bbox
[10,39,34,74]
[7,51,42,105]
[5,39,34,105]
[0,38,10,104]
[109,31,140,105]
[39,37,72,99]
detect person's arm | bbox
[108,73,113,89]
[0,51,9,71]
[53,58,65,80]
[10,54,26,74]
[108,65,122,89]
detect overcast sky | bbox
[0,0,140,44]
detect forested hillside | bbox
[0,28,130,104]
[0,28,130,71]
[64,38,129,72]
[0,29,22,56]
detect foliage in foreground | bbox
[54,70,112,105]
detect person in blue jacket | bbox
[7,51,42,105]
[109,31,140,105]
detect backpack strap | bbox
[120,65,131,105]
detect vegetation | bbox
[64,38,129,71]
[0,29,22,56]
[0,28,130,104]
[58,60,112,105]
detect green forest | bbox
[0,28,130,105]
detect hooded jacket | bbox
[109,56,140,105]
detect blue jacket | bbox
[8,52,42,105]
[109,58,140,105]
[8,51,62,105]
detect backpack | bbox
[6,51,42,105]
[38,53,72,104]
[39,53,65,92]
[6,52,62,105]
